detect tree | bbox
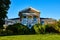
[0,0,11,27]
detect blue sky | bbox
[8,0,60,20]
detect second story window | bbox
[33,16,37,22]
[22,16,26,18]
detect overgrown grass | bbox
[0,34,60,40]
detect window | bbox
[22,16,26,18]
[33,16,37,21]
[21,18,27,25]
[33,16,37,23]
[29,24,31,27]
[41,21,44,24]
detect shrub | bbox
[6,23,30,35]
[31,23,60,34]
[31,24,45,34]
[45,24,60,33]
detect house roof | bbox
[7,18,54,20]
[19,7,40,13]
[40,18,51,19]
[5,17,56,22]
[29,7,40,12]
[40,18,56,21]
[8,18,20,20]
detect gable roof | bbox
[19,7,40,13]
[29,7,40,12]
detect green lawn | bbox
[0,34,60,40]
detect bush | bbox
[31,24,45,34]
[1,21,60,35]
[45,24,60,33]
[31,23,60,34]
[6,23,30,35]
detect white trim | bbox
[29,7,40,12]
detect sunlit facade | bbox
[19,7,40,28]
[4,7,56,28]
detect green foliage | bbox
[0,0,11,27]
[31,19,60,34]
[31,22,60,34]
[0,29,13,36]
[6,23,30,35]
[45,24,57,33]
[57,19,60,27]
[31,24,45,34]
[1,19,60,35]
[45,23,60,33]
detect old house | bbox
[19,7,40,28]
[5,7,56,28]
